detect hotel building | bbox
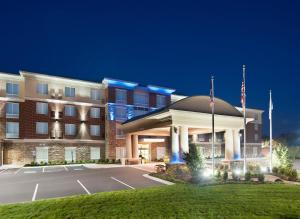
[0,71,263,166]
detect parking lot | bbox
[0,165,165,204]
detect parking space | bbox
[0,166,165,204]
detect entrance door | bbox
[36,147,48,164]
[65,147,76,163]
[138,144,150,161]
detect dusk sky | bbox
[0,0,299,136]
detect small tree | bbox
[183,144,205,180]
[272,142,292,168]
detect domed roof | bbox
[169,95,243,117]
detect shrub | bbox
[30,161,35,166]
[272,166,279,174]
[245,171,252,181]
[64,160,67,164]
[223,170,228,181]
[216,170,221,179]
[232,172,239,181]
[285,168,298,181]
[111,159,115,164]
[183,144,205,181]
[258,173,265,182]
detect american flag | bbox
[210,76,214,108]
[241,81,245,107]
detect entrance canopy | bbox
[121,96,254,162]
[122,96,252,135]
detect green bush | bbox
[183,144,205,181]
[272,166,278,174]
[223,170,228,181]
[216,170,221,179]
[245,171,252,181]
[285,168,298,181]
[258,174,265,182]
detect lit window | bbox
[90,107,100,118]
[254,123,258,131]
[90,89,101,100]
[65,87,75,97]
[6,122,19,138]
[36,122,48,134]
[36,102,48,115]
[116,89,127,104]
[6,83,19,97]
[115,106,127,121]
[90,125,100,136]
[156,95,166,108]
[134,91,149,107]
[65,124,76,136]
[65,105,76,117]
[6,102,19,118]
[37,83,48,95]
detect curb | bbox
[143,174,175,185]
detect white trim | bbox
[25,97,104,107]
[143,174,174,185]
[3,139,105,144]
[0,72,23,81]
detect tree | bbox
[183,144,205,180]
[272,142,292,168]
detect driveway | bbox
[0,165,165,205]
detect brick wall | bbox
[105,120,126,159]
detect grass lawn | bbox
[0,184,300,218]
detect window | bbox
[156,95,166,108]
[90,107,101,118]
[65,147,76,163]
[64,105,76,117]
[115,106,127,121]
[156,147,166,160]
[6,102,19,118]
[65,87,75,97]
[254,123,259,131]
[6,82,19,97]
[36,122,48,134]
[36,147,48,163]
[6,122,19,138]
[90,89,101,100]
[36,102,48,115]
[90,125,100,136]
[134,91,149,107]
[37,83,48,95]
[90,147,100,160]
[65,124,76,136]
[254,134,259,142]
[116,89,127,104]
[134,109,147,117]
[116,147,126,160]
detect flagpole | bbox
[243,65,247,174]
[211,76,215,176]
[269,90,273,173]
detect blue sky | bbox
[0,0,299,136]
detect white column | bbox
[132,135,139,159]
[192,134,197,143]
[233,129,241,160]
[171,126,180,163]
[125,134,132,159]
[180,126,189,153]
[224,129,234,161]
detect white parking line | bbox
[111,177,135,189]
[64,166,69,171]
[42,167,45,173]
[77,180,91,195]
[32,184,39,201]
[24,171,37,174]
[14,168,23,175]
[74,168,84,171]
[0,169,7,174]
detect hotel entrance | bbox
[138,144,150,162]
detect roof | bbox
[123,95,243,125]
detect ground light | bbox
[202,168,213,178]
[234,168,241,176]
[260,166,268,173]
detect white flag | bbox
[269,90,273,120]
